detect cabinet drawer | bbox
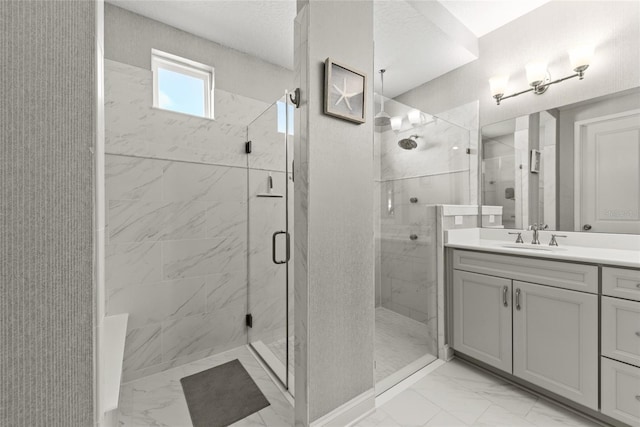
[601,357,640,426]
[603,267,640,302]
[602,297,640,367]
[453,250,598,293]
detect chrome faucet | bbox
[549,234,567,246]
[528,223,548,245]
[508,231,524,243]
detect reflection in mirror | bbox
[481,87,640,234]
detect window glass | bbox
[157,67,206,117]
[277,101,294,135]
[152,50,213,119]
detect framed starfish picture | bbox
[324,58,367,124]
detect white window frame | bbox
[151,49,215,119]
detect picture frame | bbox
[530,149,541,173]
[324,58,367,124]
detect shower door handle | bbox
[272,231,290,265]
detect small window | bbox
[151,49,214,119]
[277,101,294,135]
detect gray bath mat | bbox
[180,359,270,427]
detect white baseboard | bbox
[310,389,376,427]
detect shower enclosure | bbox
[374,94,473,393]
[246,92,294,391]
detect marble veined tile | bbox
[215,88,270,127]
[413,374,492,425]
[108,199,207,243]
[105,61,247,168]
[105,241,161,288]
[390,277,430,314]
[206,270,247,312]
[248,293,286,344]
[472,404,537,427]
[106,155,165,201]
[122,324,162,380]
[118,346,293,427]
[375,307,433,382]
[162,236,245,280]
[524,400,600,427]
[380,121,470,181]
[247,102,289,172]
[206,201,247,239]
[363,358,598,427]
[382,389,441,426]
[107,277,207,329]
[162,162,247,202]
[161,305,246,362]
[424,411,470,426]
[161,313,213,362]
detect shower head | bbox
[398,135,419,150]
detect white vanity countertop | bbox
[445,228,640,269]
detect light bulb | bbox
[390,116,402,131]
[489,75,509,97]
[569,45,594,72]
[526,62,548,87]
[407,109,422,125]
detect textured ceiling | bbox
[107,0,554,98]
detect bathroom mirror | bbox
[480,87,640,234]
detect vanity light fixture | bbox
[490,45,594,105]
[407,109,437,127]
[390,116,403,131]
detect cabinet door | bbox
[512,281,598,409]
[453,270,512,373]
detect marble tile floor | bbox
[116,345,293,426]
[265,335,295,378]
[358,358,603,427]
[375,307,434,383]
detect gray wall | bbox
[1,1,95,425]
[294,1,375,423]
[105,3,293,103]
[396,1,640,128]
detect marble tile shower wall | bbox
[375,102,478,354]
[104,59,281,382]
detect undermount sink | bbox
[501,244,562,251]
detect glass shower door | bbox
[246,93,293,390]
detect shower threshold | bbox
[250,340,295,396]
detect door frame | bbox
[573,108,640,231]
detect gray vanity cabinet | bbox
[451,250,599,411]
[512,281,598,409]
[453,270,512,373]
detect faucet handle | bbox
[508,231,524,244]
[549,234,567,246]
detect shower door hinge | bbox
[466,148,471,154]
[245,313,253,328]
[245,141,252,154]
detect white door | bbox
[575,110,640,233]
[512,281,598,409]
[453,270,512,373]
